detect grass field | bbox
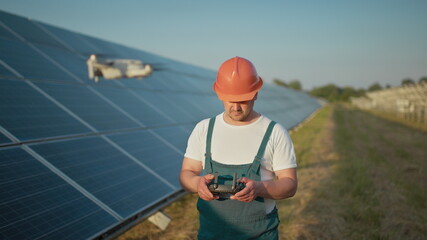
[117,104,427,240]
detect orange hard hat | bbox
[213,56,263,102]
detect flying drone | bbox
[86,54,154,82]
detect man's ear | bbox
[254,93,258,101]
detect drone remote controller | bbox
[208,172,245,197]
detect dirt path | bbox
[277,105,343,239]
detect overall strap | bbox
[204,117,216,173]
[247,120,277,177]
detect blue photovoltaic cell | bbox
[0,38,77,82]
[180,122,198,134]
[151,70,206,92]
[162,93,201,120]
[33,81,140,131]
[39,23,101,55]
[174,93,216,120]
[105,42,155,59]
[0,147,117,240]
[0,62,15,78]
[140,91,199,124]
[107,130,183,188]
[34,43,89,82]
[0,133,11,145]
[193,94,223,116]
[152,126,192,152]
[30,136,176,217]
[95,86,173,127]
[0,79,91,141]
[0,11,64,49]
[181,74,214,93]
[142,71,179,91]
[0,23,18,40]
[79,35,125,57]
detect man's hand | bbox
[230,168,298,201]
[230,177,259,202]
[198,174,219,201]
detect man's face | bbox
[222,99,255,123]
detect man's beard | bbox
[228,109,249,121]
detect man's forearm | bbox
[255,177,297,200]
[179,169,202,193]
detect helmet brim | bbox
[213,78,263,102]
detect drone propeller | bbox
[149,63,169,72]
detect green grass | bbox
[363,109,427,133]
[290,106,331,169]
[279,104,427,239]
[332,105,383,239]
[332,104,426,239]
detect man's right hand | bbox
[197,174,219,201]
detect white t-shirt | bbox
[184,113,297,213]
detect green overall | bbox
[197,117,279,240]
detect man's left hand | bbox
[230,177,260,202]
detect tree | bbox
[273,79,303,91]
[309,84,365,102]
[339,87,361,102]
[309,84,341,102]
[356,88,367,96]
[401,78,415,86]
[273,78,288,87]
[368,82,382,92]
[419,76,427,84]
[288,80,302,91]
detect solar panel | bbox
[0,78,91,141]
[30,136,176,218]
[94,86,175,127]
[0,39,79,82]
[0,11,63,48]
[0,147,118,240]
[0,133,10,145]
[0,9,321,239]
[106,131,183,187]
[32,81,141,131]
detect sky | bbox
[1,0,426,90]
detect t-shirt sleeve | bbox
[271,124,297,171]
[184,120,208,162]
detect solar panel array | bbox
[0,10,321,240]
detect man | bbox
[180,57,297,239]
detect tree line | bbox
[273,77,427,102]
